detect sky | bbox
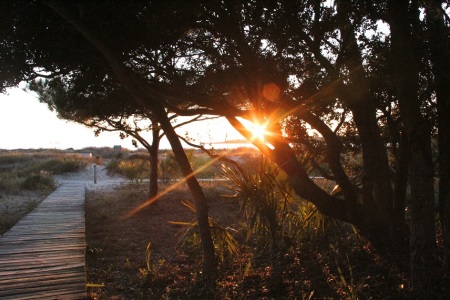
[0,84,247,150]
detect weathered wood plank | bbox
[0,252,84,263]
[0,273,85,291]
[0,282,86,299]
[0,234,85,243]
[0,262,85,277]
[0,182,86,299]
[0,287,86,300]
[0,257,85,272]
[0,266,83,283]
[0,244,85,255]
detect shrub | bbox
[40,158,88,174]
[106,158,150,182]
[118,160,149,182]
[22,173,57,191]
[106,159,121,175]
[159,153,180,182]
[0,175,23,194]
[94,155,103,165]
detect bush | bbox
[106,159,121,175]
[22,173,57,191]
[94,155,103,165]
[106,158,150,182]
[40,158,88,174]
[159,153,180,182]
[0,175,23,194]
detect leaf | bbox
[145,242,151,271]
[168,220,197,226]
[86,283,105,287]
[181,200,196,213]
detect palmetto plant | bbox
[223,157,295,249]
[222,156,329,249]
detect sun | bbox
[251,123,268,141]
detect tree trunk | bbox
[149,121,160,199]
[388,0,437,292]
[392,131,409,245]
[425,1,450,275]
[407,125,436,291]
[156,109,217,287]
[318,0,396,241]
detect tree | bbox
[424,0,450,275]
[29,77,215,199]
[1,0,448,294]
[29,77,162,198]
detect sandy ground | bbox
[0,191,47,220]
[54,164,126,192]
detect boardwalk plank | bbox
[0,183,86,299]
[1,288,86,300]
[0,274,85,292]
[0,267,83,283]
[0,282,86,299]
[0,262,85,277]
[0,244,85,255]
[0,257,85,272]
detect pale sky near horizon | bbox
[0,85,246,150]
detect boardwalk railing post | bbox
[94,164,97,184]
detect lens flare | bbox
[252,123,267,141]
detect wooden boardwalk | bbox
[0,182,86,299]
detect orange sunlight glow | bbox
[251,123,268,141]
